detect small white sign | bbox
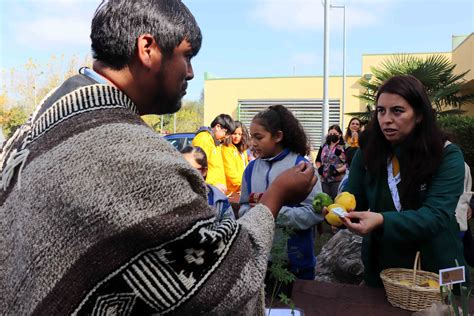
[439,266,465,286]
[265,308,303,316]
[332,207,348,218]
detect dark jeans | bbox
[322,181,341,200]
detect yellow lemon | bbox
[399,280,411,286]
[325,203,346,227]
[420,279,439,288]
[335,192,356,211]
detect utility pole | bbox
[322,0,330,139]
[330,4,346,129]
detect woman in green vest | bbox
[342,75,469,287]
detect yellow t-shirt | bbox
[192,131,226,188]
[221,144,248,194]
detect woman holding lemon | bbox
[341,75,469,287]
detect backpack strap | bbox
[244,160,256,195]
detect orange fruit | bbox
[335,192,356,211]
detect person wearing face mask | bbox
[315,125,347,200]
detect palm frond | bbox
[356,53,474,115]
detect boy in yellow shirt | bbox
[193,114,235,192]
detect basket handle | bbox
[412,251,421,284]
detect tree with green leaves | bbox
[350,54,474,120]
[142,100,203,134]
[1,54,203,141]
[1,54,93,139]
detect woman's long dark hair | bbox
[344,117,361,142]
[223,121,250,153]
[252,105,310,156]
[363,75,446,209]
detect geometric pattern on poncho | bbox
[91,293,136,315]
[72,218,240,315]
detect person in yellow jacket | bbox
[193,114,235,192]
[222,121,249,195]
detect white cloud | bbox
[250,0,397,31]
[6,0,99,50]
[15,18,91,47]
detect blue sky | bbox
[1,0,473,102]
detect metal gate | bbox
[238,99,340,150]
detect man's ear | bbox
[136,34,161,70]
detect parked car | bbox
[163,132,195,151]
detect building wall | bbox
[361,52,452,76]
[452,34,474,115]
[204,76,362,127]
[453,34,474,82]
[203,35,473,124]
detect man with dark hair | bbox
[193,113,235,193]
[0,0,317,314]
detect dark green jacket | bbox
[346,143,468,287]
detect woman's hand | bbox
[341,211,384,235]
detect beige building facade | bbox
[203,33,473,149]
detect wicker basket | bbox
[380,251,443,311]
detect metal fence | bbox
[238,99,341,150]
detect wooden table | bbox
[289,280,474,316]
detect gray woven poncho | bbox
[0,74,274,315]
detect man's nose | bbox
[187,63,194,81]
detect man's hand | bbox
[341,211,383,235]
[260,162,317,218]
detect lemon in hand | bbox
[335,192,356,211]
[325,203,346,227]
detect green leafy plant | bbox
[266,224,297,315]
[350,54,474,118]
[441,283,472,315]
[278,293,296,316]
[438,115,474,174]
[439,259,472,316]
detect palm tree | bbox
[349,54,474,118]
